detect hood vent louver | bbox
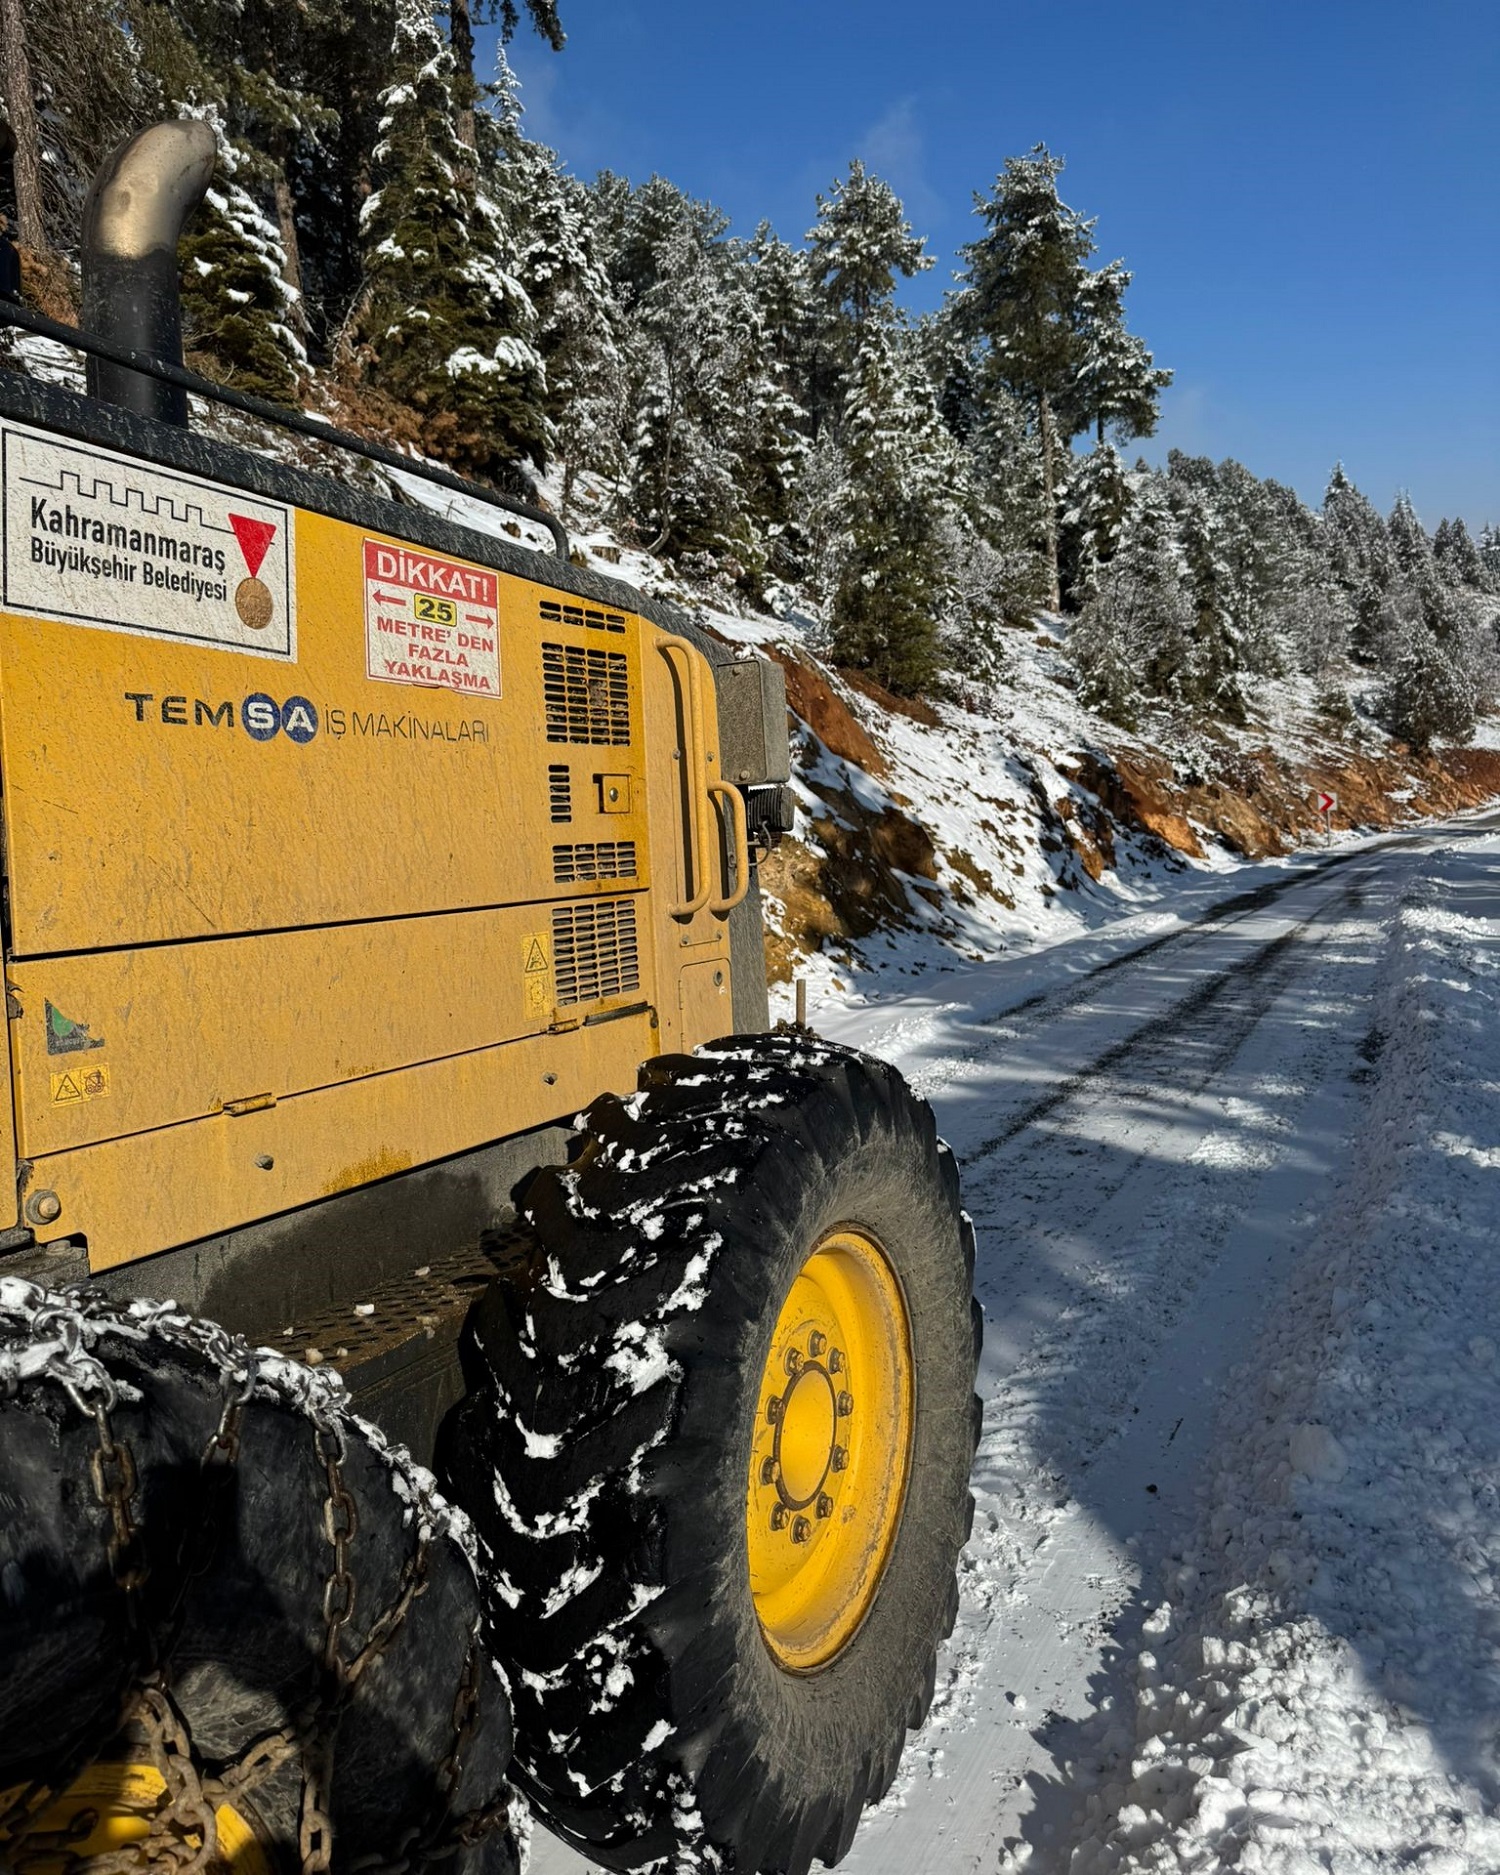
[551,899,640,1006]
[542,642,630,746]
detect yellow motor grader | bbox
[0,122,980,1875]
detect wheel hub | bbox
[0,1761,273,1873]
[770,1357,839,1508]
[747,1226,914,1671]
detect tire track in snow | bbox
[841,853,1417,1874]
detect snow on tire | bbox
[444,1032,982,1874]
[0,1279,518,1872]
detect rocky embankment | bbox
[748,634,1500,993]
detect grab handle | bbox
[707,779,750,914]
[655,635,712,917]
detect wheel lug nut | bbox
[828,1348,845,1374]
[830,1445,849,1472]
[836,1391,854,1418]
[760,1456,776,1485]
[791,1516,812,1544]
[816,1493,834,1519]
[808,1330,827,1358]
[765,1396,782,1424]
[784,1347,803,1376]
[770,1505,788,1531]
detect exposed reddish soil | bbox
[1064,742,1500,868]
[769,649,885,776]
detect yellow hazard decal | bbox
[51,1063,110,1105]
[522,932,551,1015]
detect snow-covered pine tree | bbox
[803,158,930,438]
[1166,455,1247,720]
[357,2,545,479]
[954,146,1097,611]
[608,177,772,576]
[747,223,817,385]
[1432,516,1490,592]
[739,225,819,583]
[1379,491,1491,666]
[1060,259,1172,448]
[508,134,624,515]
[616,178,733,555]
[1377,583,1479,751]
[1255,478,1354,676]
[1387,491,1432,579]
[1058,439,1133,611]
[828,319,952,695]
[178,110,304,399]
[126,0,369,388]
[1322,464,1397,660]
[920,311,1050,629]
[1069,472,1192,727]
[806,158,931,330]
[724,247,809,594]
[1479,523,1500,589]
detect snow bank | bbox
[1067,838,1500,1873]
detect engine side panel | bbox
[0,416,733,1264]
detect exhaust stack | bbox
[81,120,215,427]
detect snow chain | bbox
[0,1295,504,1874]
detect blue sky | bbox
[496,1,1499,530]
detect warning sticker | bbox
[522,932,550,1016]
[51,1063,110,1105]
[364,539,500,698]
[2,421,295,659]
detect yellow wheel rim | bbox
[1,1762,273,1872]
[747,1225,914,1671]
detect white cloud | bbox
[855,96,943,234]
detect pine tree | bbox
[1058,440,1133,611]
[1,0,44,249]
[921,313,1049,638]
[955,146,1096,611]
[1169,473,1246,720]
[1378,587,1479,751]
[1192,456,1299,679]
[742,225,818,580]
[358,1,546,479]
[1260,477,1354,676]
[1433,516,1490,591]
[1270,545,1354,677]
[124,0,361,381]
[724,257,809,593]
[510,136,624,514]
[179,110,304,398]
[1323,464,1397,660]
[1387,491,1432,578]
[828,320,950,695]
[1070,474,1192,726]
[1061,259,1172,447]
[14,0,142,255]
[1480,524,1500,589]
[496,0,564,47]
[800,160,930,444]
[613,177,743,559]
[806,158,931,330]
[605,176,803,586]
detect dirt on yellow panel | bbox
[0,415,723,1263]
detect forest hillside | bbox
[3,0,1498,1010]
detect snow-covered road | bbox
[530,817,1500,1875]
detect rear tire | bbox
[444,1033,981,1874]
[0,1280,518,1872]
